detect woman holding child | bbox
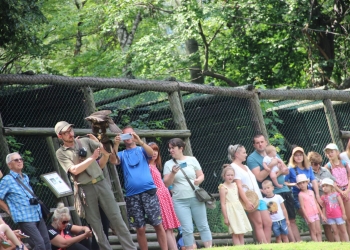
[228,144,272,243]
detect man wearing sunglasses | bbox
[55,121,136,250]
[0,152,51,250]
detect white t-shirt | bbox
[340,152,350,165]
[263,194,285,222]
[263,155,279,173]
[164,156,202,200]
[230,163,263,200]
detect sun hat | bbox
[296,174,309,184]
[292,146,304,156]
[321,178,334,187]
[55,121,74,135]
[323,143,339,152]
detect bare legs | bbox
[248,210,272,243]
[232,234,244,245]
[165,229,177,250]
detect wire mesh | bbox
[0,74,349,236]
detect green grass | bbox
[212,242,350,250]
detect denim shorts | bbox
[257,200,268,211]
[272,218,288,236]
[327,217,346,225]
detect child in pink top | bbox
[324,143,350,236]
[297,174,325,242]
[321,178,349,242]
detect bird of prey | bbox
[85,110,121,153]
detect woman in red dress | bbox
[148,142,181,250]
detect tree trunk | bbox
[185,38,204,84]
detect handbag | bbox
[239,184,259,212]
[176,159,216,209]
[238,166,259,212]
[13,176,51,220]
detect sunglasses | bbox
[61,220,69,225]
[311,162,321,166]
[11,158,23,163]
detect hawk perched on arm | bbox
[85,110,121,153]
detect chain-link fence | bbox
[0,75,349,237]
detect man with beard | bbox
[55,121,136,250]
[112,126,167,250]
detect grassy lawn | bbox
[212,242,350,250]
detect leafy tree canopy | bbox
[1,0,350,89]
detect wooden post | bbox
[168,91,193,156]
[323,99,344,151]
[107,162,129,228]
[0,114,10,171]
[340,130,350,139]
[248,91,268,139]
[50,137,82,225]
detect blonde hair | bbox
[322,184,336,193]
[265,145,276,155]
[52,203,70,229]
[262,180,273,188]
[288,148,310,169]
[227,144,243,161]
[221,164,235,179]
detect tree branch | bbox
[125,11,142,49]
[198,21,209,71]
[201,70,238,87]
[208,23,223,45]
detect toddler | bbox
[263,145,282,188]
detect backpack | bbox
[327,160,348,175]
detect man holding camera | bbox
[55,121,136,250]
[112,126,167,250]
[0,152,51,250]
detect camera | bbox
[29,197,39,205]
[78,147,87,158]
[120,133,132,140]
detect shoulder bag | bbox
[174,159,216,209]
[13,176,51,220]
[238,166,259,212]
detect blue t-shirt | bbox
[284,166,315,195]
[246,150,289,192]
[118,147,156,196]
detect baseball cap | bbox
[323,143,339,152]
[292,146,304,156]
[55,121,74,135]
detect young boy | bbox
[263,145,283,188]
[262,180,290,243]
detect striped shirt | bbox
[0,171,41,223]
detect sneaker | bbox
[15,244,24,250]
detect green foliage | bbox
[0,0,46,73]
[2,0,350,88]
[6,136,38,184]
[256,85,286,155]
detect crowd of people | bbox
[0,120,350,249]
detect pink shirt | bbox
[321,192,342,219]
[298,190,319,217]
[327,162,350,188]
